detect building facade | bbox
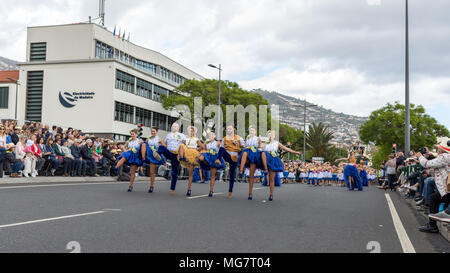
[16,23,203,140]
[0,70,19,120]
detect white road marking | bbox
[0,211,107,229]
[0,181,168,190]
[385,194,416,253]
[188,193,224,199]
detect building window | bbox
[136,78,153,100]
[153,85,168,103]
[135,107,152,127]
[95,40,114,59]
[113,134,130,142]
[152,112,167,131]
[26,71,44,122]
[115,70,135,94]
[0,87,9,108]
[30,42,47,61]
[115,101,135,124]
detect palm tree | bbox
[305,122,334,158]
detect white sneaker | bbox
[33,171,38,176]
[31,173,36,178]
[23,173,29,178]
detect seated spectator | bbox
[102,143,117,176]
[80,139,98,177]
[44,138,62,176]
[28,134,46,175]
[60,139,74,177]
[4,143,24,178]
[417,138,450,233]
[70,140,85,177]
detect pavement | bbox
[0,178,449,253]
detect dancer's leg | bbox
[209,168,217,194]
[239,151,249,173]
[129,165,137,190]
[249,164,256,197]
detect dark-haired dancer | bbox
[116,129,144,192]
[261,131,301,201]
[238,126,262,200]
[218,125,245,199]
[158,123,186,195]
[141,127,166,193]
[198,131,225,197]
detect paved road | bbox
[0,179,449,253]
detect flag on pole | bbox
[122,30,126,41]
[118,28,121,39]
[113,26,116,36]
[127,32,130,42]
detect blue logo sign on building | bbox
[59,91,95,108]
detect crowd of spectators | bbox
[0,120,143,179]
[377,140,450,233]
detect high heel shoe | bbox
[268,195,273,201]
[248,193,253,200]
[208,191,214,197]
[186,190,192,197]
[148,187,154,193]
[127,187,133,192]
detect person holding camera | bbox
[416,138,450,233]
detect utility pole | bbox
[405,0,411,155]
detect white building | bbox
[15,23,204,140]
[0,70,19,119]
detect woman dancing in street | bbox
[141,127,166,193]
[116,129,144,192]
[261,130,302,201]
[198,131,225,197]
[178,126,205,196]
[238,126,262,200]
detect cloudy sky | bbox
[1,0,449,129]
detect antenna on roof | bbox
[99,0,106,26]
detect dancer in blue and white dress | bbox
[238,126,263,200]
[116,129,144,192]
[141,126,167,194]
[198,131,225,197]
[260,130,302,201]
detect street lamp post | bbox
[292,100,317,162]
[405,0,411,155]
[7,78,19,120]
[208,64,222,138]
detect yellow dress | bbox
[223,135,243,162]
[179,137,200,168]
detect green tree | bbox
[162,79,271,135]
[305,122,334,158]
[325,146,349,165]
[279,124,304,160]
[359,102,449,152]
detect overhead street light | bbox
[208,64,222,139]
[291,100,318,162]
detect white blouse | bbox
[128,139,141,149]
[186,137,199,149]
[205,140,219,152]
[147,136,160,148]
[165,133,186,152]
[245,136,259,148]
[264,141,279,152]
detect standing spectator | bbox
[102,143,116,176]
[386,154,397,191]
